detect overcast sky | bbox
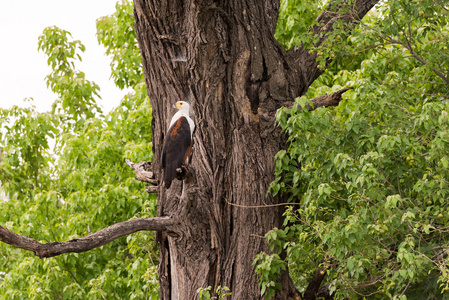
[0,0,126,113]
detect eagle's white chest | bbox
[169,111,195,137]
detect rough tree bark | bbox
[132,0,379,299]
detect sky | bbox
[0,0,126,113]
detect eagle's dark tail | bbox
[164,168,174,189]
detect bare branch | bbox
[0,165,197,259]
[287,87,353,111]
[308,87,353,110]
[126,159,158,184]
[433,247,449,262]
[145,185,159,193]
[0,217,173,258]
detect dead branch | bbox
[126,159,158,185]
[288,87,353,111]
[0,217,173,258]
[146,185,159,193]
[308,87,353,110]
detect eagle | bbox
[161,101,195,189]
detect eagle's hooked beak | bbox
[172,103,177,108]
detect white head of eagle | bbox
[161,101,195,189]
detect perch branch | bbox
[145,185,159,193]
[0,164,198,258]
[126,159,158,185]
[0,217,173,258]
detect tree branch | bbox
[303,267,328,300]
[288,87,353,111]
[312,0,380,48]
[308,87,353,110]
[0,162,197,259]
[382,33,449,85]
[289,0,380,87]
[126,159,158,185]
[0,217,173,258]
[146,185,159,193]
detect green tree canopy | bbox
[256,0,449,298]
[0,1,159,299]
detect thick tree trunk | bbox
[132,0,378,299]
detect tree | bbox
[130,0,378,299]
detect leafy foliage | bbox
[197,285,232,300]
[256,0,449,299]
[38,26,102,124]
[96,1,144,89]
[275,0,323,50]
[253,249,286,299]
[0,1,159,299]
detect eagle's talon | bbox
[175,166,186,180]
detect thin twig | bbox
[225,200,302,208]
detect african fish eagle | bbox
[161,101,195,189]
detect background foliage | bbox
[0,1,159,299]
[255,0,449,298]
